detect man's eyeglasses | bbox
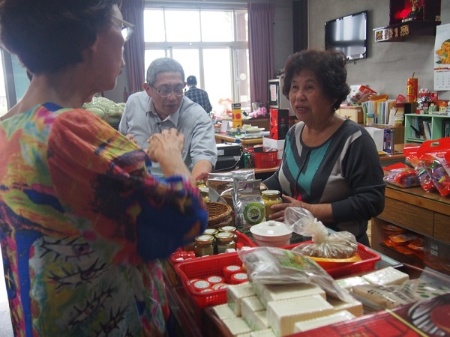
[113,16,135,41]
[152,86,184,98]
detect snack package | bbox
[416,138,450,196]
[420,154,450,197]
[350,272,450,311]
[234,179,265,232]
[405,155,435,192]
[207,172,234,196]
[237,247,353,302]
[383,163,420,188]
[284,207,358,259]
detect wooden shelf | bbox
[371,185,450,274]
[374,20,441,42]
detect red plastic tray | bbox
[285,242,381,279]
[169,230,256,265]
[174,252,243,308]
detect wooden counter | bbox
[215,133,263,148]
[371,185,450,269]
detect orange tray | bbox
[285,242,381,279]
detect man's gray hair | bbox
[146,57,185,85]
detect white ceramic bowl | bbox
[250,221,292,247]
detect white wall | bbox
[308,0,450,100]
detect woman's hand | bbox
[268,194,309,222]
[126,133,137,144]
[146,128,189,177]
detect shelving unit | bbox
[404,113,450,143]
[371,185,450,274]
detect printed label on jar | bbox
[243,202,265,225]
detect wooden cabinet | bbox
[404,113,450,143]
[371,185,450,270]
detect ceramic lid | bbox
[250,221,292,238]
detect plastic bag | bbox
[237,247,353,302]
[284,207,358,259]
[383,163,420,188]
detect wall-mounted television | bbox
[325,10,368,61]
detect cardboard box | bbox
[337,106,363,124]
[290,292,450,337]
[270,108,289,140]
[263,137,285,161]
[365,127,384,152]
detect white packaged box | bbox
[263,137,285,160]
[365,127,383,152]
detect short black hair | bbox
[283,49,350,111]
[186,75,197,86]
[0,0,119,74]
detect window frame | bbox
[143,4,249,111]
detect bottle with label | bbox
[194,234,215,257]
[262,190,282,220]
[232,103,243,129]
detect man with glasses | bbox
[119,57,217,181]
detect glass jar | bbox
[262,190,282,220]
[215,232,236,254]
[219,225,238,241]
[194,234,215,257]
[196,181,210,203]
[203,228,218,236]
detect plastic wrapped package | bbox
[284,207,358,259]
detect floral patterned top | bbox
[0,103,207,337]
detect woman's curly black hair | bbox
[0,0,119,74]
[282,49,350,111]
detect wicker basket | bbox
[207,202,232,227]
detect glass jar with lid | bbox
[215,232,236,254]
[219,225,238,241]
[194,234,215,257]
[196,180,210,203]
[261,190,282,220]
[203,228,218,237]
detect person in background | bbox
[0,1,207,336]
[119,59,217,182]
[264,49,385,246]
[185,75,213,114]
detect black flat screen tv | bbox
[325,10,368,61]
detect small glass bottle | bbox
[194,234,215,257]
[215,232,236,254]
[262,190,282,220]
